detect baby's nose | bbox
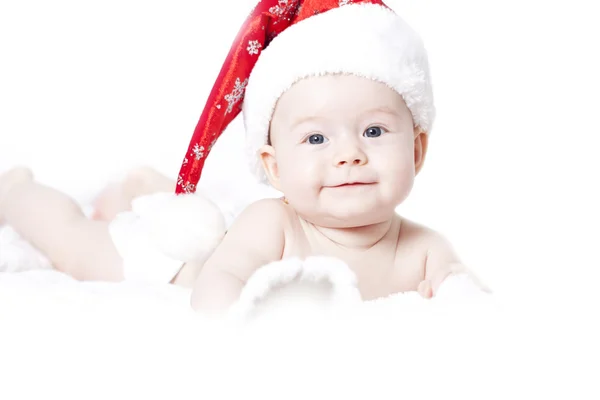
[334,146,367,167]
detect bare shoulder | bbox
[218,197,292,250]
[234,197,291,225]
[201,197,291,282]
[396,216,461,277]
[398,217,457,250]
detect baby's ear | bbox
[414,127,429,175]
[259,145,282,191]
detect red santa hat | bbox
[176,0,434,194]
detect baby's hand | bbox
[417,269,450,299]
[417,263,490,299]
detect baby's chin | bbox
[307,206,396,229]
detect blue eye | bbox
[364,126,384,138]
[307,134,327,145]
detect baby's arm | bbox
[190,198,287,314]
[419,232,490,297]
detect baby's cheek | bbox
[381,166,414,201]
[279,166,320,201]
[292,162,323,189]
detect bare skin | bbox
[0,167,124,282]
[90,166,175,221]
[0,166,199,286]
[191,197,464,312]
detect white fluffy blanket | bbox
[0,225,594,399]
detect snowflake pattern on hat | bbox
[192,144,205,160]
[247,40,262,55]
[208,138,217,151]
[224,77,249,114]
[269,0,301,20]
[177,174,196,194]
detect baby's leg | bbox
[0,167,123,281]
[92,166,176,221]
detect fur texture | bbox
[227,256,362,324]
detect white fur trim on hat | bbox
[242,3,435,183]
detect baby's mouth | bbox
[328,182,377,188]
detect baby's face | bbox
[260,74,426,228]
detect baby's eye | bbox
[363,126,385,138]
[307,133,327,145]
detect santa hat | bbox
[176,0,434,194]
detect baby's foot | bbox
[90,167,156,221]
[0,167,34,224]
[90,181,132,221]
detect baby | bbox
[190,73,467,312]
[182,0,488,312]
[0,0,486,314]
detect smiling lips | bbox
[328,182,376,188]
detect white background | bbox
[1,1,599,398]
[1,0,599,302]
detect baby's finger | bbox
[429,269,453,295]
[417,280,433,299]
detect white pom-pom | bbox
[131,192,226,263]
